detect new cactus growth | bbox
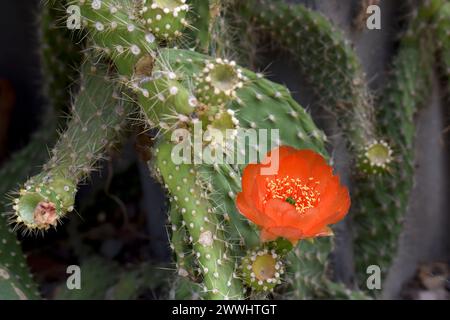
[358,140,393,175]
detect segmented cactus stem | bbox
[154,138,244,299]
[11,63,132,232]
[352,0,441,293]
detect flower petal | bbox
[265,226,303,244]
[264,199,303,227]
[260,228,278,242]
[236,192,262,225]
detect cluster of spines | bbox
[357,140,393,175]
[132,59,197,130]
[194,58,244,107]
[238,0,393,176]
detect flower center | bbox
[264,176,320,214]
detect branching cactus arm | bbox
[352,0,441,292]
[0,1,83,299]
[12,64,133,232]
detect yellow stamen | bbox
[264,176,320,214]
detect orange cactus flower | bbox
[236,146,350,244]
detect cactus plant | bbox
[37,0,359,299]
[145,48,363,299]
[1,0,447,301]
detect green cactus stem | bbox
[352,0,440,292]
[71,0,158,75]
[0,1,84,299]
[154,138,244,299]
[236,0,392,175]
[147,48,361,298]
[11,64,132,232]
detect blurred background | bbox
[0,0,448,299]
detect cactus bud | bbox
[358,140,393,175]
[240,248,284,292]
